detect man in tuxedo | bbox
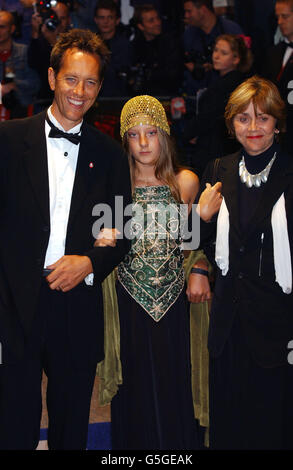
[94,0,133,97]
[28,1,71,107]
[130,4,182,95]
[260,0,293,154]
[0,28,131,449]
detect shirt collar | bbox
[47,106,83,134]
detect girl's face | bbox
[127,124,161,167]
[212,39,240,76]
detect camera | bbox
[184,45,214,80]
[34,0,60,31]
[118,63,153,94]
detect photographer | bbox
[27,0,70,107]
[0,10,39,118]
[94,0,132,97]
[130,4,182,96]
[183,0,242,94]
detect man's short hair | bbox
[94,0,120,18]
[133,4,158,26]
[50,28,110,81]
[275,0,293,9]
[183,0,214,13]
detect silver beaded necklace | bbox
[239,152,276,188]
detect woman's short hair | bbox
[50,28,110,81]
[225,75,287,135]
[215,34,253,73]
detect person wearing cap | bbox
[95,95,202,449]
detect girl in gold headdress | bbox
[96,95,207,450]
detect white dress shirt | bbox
[44,107,93,284]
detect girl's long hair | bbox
[123,128,182,202]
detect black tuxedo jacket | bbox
[0,111,132,365]
[260,42,293,109]
[260,42,287,83]
[198,150,293,367]
[260,42,293,153]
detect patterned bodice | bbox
[117,185,185,321]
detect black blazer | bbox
[198,149,293,367]
[260,42,293,153]
[0,111,132,365]
[260,42,286,83]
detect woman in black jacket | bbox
[188,76,293,449]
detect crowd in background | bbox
[0,0,292,173]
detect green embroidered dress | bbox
[111,185,198,449]
[118,185,185,321]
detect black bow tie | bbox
[46,115,81,145]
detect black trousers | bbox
[209,313,293,450]
[0,281,98,450]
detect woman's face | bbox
[212,39,240,76]
[233,101,277,155]
[127,124,161,167]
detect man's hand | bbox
[197,182,222,222]
[185,61,195,72]
[203,62,213,73]
[41,23,58,46]
[31,12,42,39]
[46,255,93,292]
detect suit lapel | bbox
[220,153,242,238]
[67,124,98,231]
[275,42,287,78]
[23,111,50,225]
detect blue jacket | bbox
[0,41,40,107]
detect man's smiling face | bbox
[48,48,102,130]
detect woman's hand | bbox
[94,228,120,247]
[197,182,222,222]
[186,272,212,304]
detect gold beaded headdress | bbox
[120,95,170,138]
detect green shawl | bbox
[97,250,210,432]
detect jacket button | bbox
[238,272,244,279]
[239,246,245,253]
[43,226,49,232]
